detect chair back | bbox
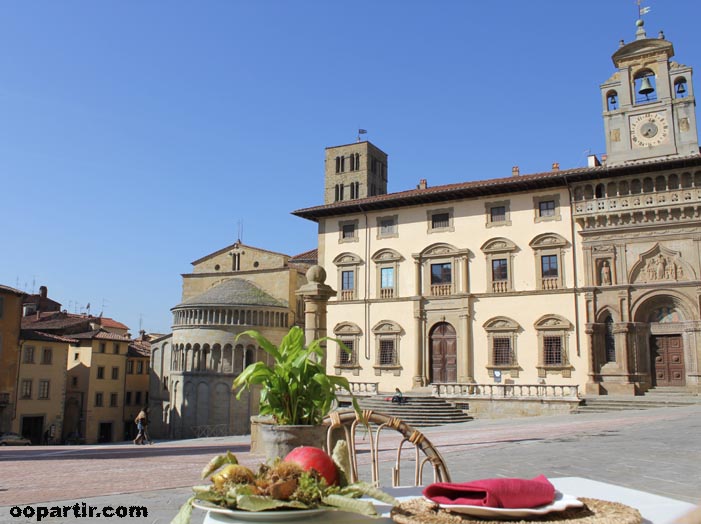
[324,409,451,487]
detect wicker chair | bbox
[324,409,451,487]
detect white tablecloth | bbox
[203,476,698,524]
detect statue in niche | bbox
[600,260,611,285]
[656,255,666,280]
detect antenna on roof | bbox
[31,276,36,294]
[139,314,143,333]
[100,298,108,317]
[237,220,244,243]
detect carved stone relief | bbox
[629,244,695,283]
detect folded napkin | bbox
[422,475,555,509]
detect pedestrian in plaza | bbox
[133,408,147,445]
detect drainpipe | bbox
[359,205,371,361]
[564,175,582,358]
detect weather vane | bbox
[637,0,651,20]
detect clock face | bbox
[631,112,669,147]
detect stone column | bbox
[296,265,337,368]
[413,308,425,387]
[584,323,601,395]
[459,312,472,382]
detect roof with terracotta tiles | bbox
[174,278,287,308]
[128,339,151,358]
[288,248,318,264]
[98,317,129,330]
[71,329,132,342]
[20,330,78,344]
[0,284,26,296]
[293,154,701,220]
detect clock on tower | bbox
[601,18,698,166]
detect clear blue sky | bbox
[2,1,700,334]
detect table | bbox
[203,477,699,524]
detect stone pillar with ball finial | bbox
[296,265,337,367]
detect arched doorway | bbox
[634,294,690,388]
[430,322,457,383]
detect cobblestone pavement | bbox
[0,405,699,524]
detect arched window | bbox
[604,315,616,363]
[633,69,657,104]
[333,322,362,373]
[606,90,618,111]
[674,77,688,99]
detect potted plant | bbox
[232,326,359,459]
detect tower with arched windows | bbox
[602,19,698,165]
[324,141,388,204]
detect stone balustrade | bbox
[432,383,579,400]
[573,186,701,218]
[339,381,379,396]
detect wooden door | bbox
[652,335,685,386]
[430,323,457,383]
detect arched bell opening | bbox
[633,69,657,104]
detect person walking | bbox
[133,408,147,445]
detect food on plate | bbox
[284,446,338,487]
[170,444,397,524]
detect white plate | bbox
[434,491,584,518]
[192,501,328,522]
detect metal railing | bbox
[191,424,230,438]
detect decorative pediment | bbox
[333,322,362,336]
[333,252,363,267]
[534,314,572,330]
[483,316,520,332]
[371,248,403,263]
[529,233,568,249]
[421,243,459,257]
[371,320,403,335]
[629,244,695,284]
[481,237,517,254]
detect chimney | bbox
[552,162,560,171]
[418,179,428,189]
[39,286,47,298]
[512,166,520,177]
[587,154,601,167]
[601,154,608,164]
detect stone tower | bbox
[601,19,698,166]
[323,141,388,204]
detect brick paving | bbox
[0,404,699,524]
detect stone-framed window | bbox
[41,348,52,365]
[339,219,359,243]
[333,253,363,301]
[372,320,403,376]
[95,392,103,407]
[535,314,574,378]
[23,346,35,364]
[333,322,362,375]
[97,366,105,379]
[485,200,512,228]
[427,207,454,233]
[483,316,521,377]
[481,238,518,293]
[415,243,469,296]
[38,380,50,400]
[533,194,561,223]
[372,248,403,299]
[530,233,568,290]
[21,379,32,399]
[376,215,398,239]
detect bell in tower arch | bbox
[638,76,655,97]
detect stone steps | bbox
[355,395,473,427]
[574,389,699,413]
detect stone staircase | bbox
[575,387,700,413]
[355,395,473,427]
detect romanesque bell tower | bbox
[323,141,388,204]
[601,19,698,165]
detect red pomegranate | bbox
[284,446,338,486]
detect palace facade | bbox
[293,19,701,397]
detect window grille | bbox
[339,339,354,365]
[431,213,450,229]
[379,339,396,365]
[493,337,512,365]
[490,206,506,222]
[543,336,563,365]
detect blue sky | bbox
[2,1,700,334]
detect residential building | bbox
[293,18,701,399]
[0,285,25,433]
[149,242,315,439]
[124,332,151,440]
[14,330,73,444]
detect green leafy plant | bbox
[232,326,360,425]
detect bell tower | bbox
[323,141,388,205]
[601,19,698,165]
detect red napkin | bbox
[422,475,555,509]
